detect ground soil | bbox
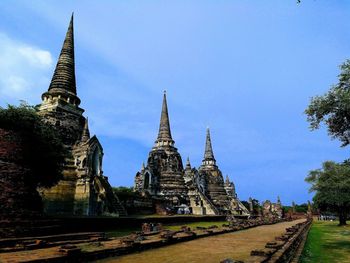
[99,219,306,263]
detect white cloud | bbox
[18,46,53,67]
[2,76,29,95]
[0,33,53,104]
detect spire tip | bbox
[202,127,216,165]
[47,13,77,96]
[155,91,173,145]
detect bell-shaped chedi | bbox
[42,14,80,106]
[135,92,188,207]
[154,91,175,148]
[198,128,230,213]
[202,128,217,167]
[38,14,126,217]
[38,14,85,146]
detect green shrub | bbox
[0,103,68,187]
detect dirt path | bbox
[99,219,306,263]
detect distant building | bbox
[135,93,249,216]
[134,92,188,211]
[38,15,126,216]
[262,197,283,219]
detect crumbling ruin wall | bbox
[266,219,312,263]
[0,128,42,219]
[221,218,312,263]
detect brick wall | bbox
[0,128,42,219]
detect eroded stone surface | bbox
[37,15,125,217]
[0,129,42,219]
[134,98,249,216]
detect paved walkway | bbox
[99,219,306,263]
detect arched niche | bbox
[143,171,152,190]
[91,147,102,176]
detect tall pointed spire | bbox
[154,91,174,147]
[202,128,216,166]
[81,118,90,142]
[40,13,82,108]
[49,13,76,94]
[40,13,83,114]
[225,175,230,185]
[185,157,191,170]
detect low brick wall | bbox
[0,128,42,221]
[0,218,286,262]
[267,220,311,263]
[0,215,229,238]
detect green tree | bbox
[0,103,67,187]
[305,60,350,146]
[241,199,261,215]
[0,103,67,218]
[251,199,261,215]
[112,186,137,201]
[305,161,350,225]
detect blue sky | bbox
[1,1,350,205]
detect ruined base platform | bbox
[1,215,241,238]
[0,218,291,262]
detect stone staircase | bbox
[198,190,220,215]
[94,176,127,217]
[189,187,220,215]
[113,195,128,217]
[236,199,250,215]
[228,198,250,216]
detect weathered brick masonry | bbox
[0,129,42,219]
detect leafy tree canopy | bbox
[241,199,260,214]
[305,161,350,225]
[284,203,308,213]
[295,203,308,213]
[112,186,137,200]
[241,200,249,209]
[0,103,67,187]
[305,60,350,147]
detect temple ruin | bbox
[38,15,126,217]
[134,92,249,216]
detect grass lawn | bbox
[300,220,350,263]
